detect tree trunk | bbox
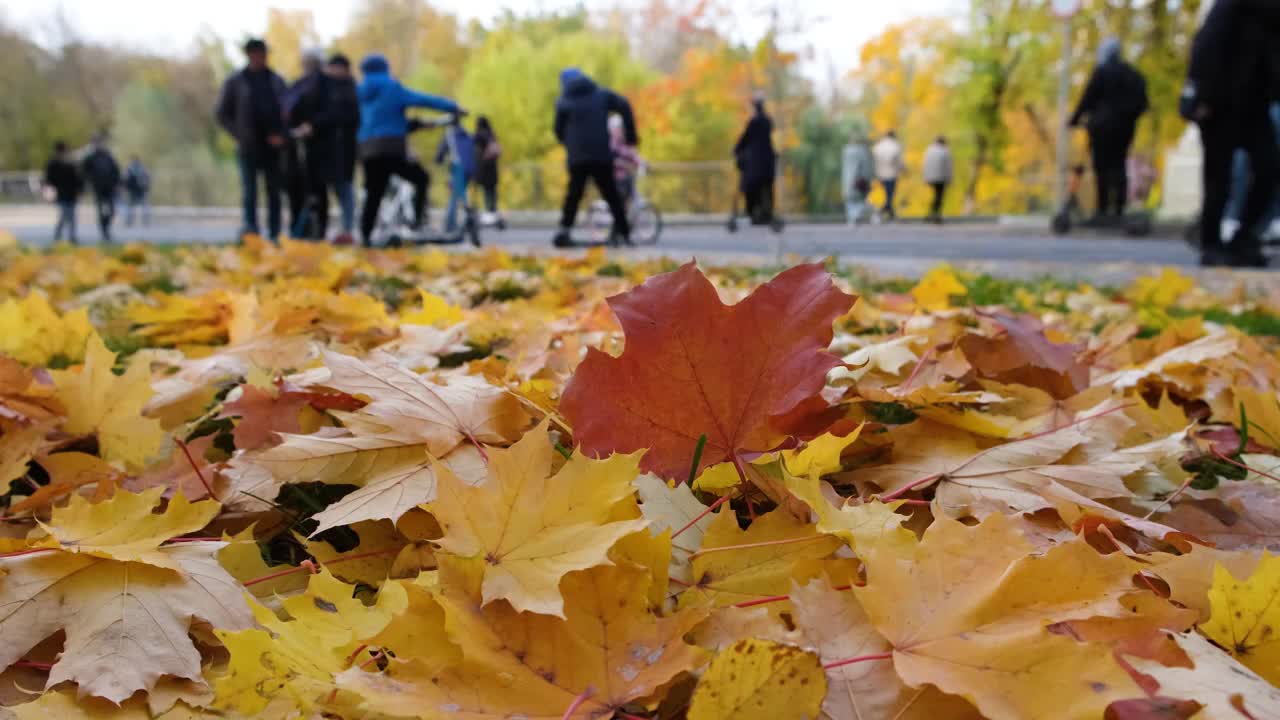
[964,134,990,213]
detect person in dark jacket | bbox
[552,68,637,246]
[216,38,287,241]
[1186,0,1280,267]
[123,156,150,227]
[1070,37,1148,222]
[356,53,461,247]
[44,141,81,244]
[284,48,339,240]
[81,133,121,243]
[473,116,503,227]
[734,93,778,225]
[327,53,360,244]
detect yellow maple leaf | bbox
[687,638,826,720]
[212,568,407,716]
[35,488,219,570]
[428,422,647,617]
[0,542,253,703]
[6,689,213,719]
[1201,553,1280,685]
[400,289,465,327]
[910,265,967,311]
[0,293,94,366]
[52,333,164,468]
[338,558,708,719]
[778,425,863,477]
[1128,267,1196,308]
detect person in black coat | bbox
[284,48,339,240]
[734,93,778,225]
[327,53,360,243]
[1186,0,1280,267]
[473,116,504,226]
[216,38,287,241]
[1070,38,1148,222]
[44,140,82,244]
[552,68,637,246]
[81,133,121,243]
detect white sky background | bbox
[2,0,960,89]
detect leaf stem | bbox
[690,534,828,559]
[176,437,218,501]
[561,688,594,720]
[823,651,893,670]
[1212,447,1280,484]
[671,494,730,539]
[732,584,853,609]
[0,547,57,560]
[896,346,936,396]
[242,547,400,587]
[11,661,53,670]
[878,474,941,503]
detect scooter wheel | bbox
[727,218,738,233]
[1050,212,1071,235]
[770,218,785,233]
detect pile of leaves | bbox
[3,238,1280,720]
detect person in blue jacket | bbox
[356,53,462,247]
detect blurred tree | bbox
[265,8,320,80]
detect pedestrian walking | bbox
[473,116,504,228]
[872,130,904,220]
[216,38,287,242]
[284,48,339,240]
[922,136,954,224]
[552,67,637,246]
[841,130,873,225]
[123,155,150,227]
[44,141,81,244]
[733,92,778,226]
[1070,37,1148,223]
[356,53,461,247]
[326,53,360,245]
[81,133,121,243]
[1184,0,1280,267]
[435,116,476,233]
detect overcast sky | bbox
[2,0,959,81]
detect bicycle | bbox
[587,167,662,245]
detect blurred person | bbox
[81,132,121,243]
[552,68,637,246]
[327,53,360,245]
[733,92,778,226]
[473,115,504,228]
[840,129,873,225]
[872,130,904,220]
[216,38,287,242]
[123,155,150,227]
[1070,37,1149,222]
[356,53,461,247]
[435,115,475,233]
[1220,103,1280,243]
[1184,0,1280,267]
[922,136,954,224]
[609,114,643,211]
[44,140,81,244]
[284,47,338,240]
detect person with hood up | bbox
[434,115,476,233]
[356,53,462,247]
[216,38,287,241]
[734,92,778,225]
[1070,37,1148,222]
[553,67,637,246]
[841,129,873,225]
[1185,0,1280,267]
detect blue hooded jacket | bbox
[357,54,459,157]
[554,68,637,166]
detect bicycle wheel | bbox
[631,201,663,245]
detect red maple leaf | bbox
[561,262,855,481]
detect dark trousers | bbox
[92,191,114,241]
[929,182,947,220]
[743,177,776,224]
[288,164,331,240]
[360,154,429,246]
[1200,109,1279,255]
[560,162,630,238]
[237,148,283,239]
[880,178,897,218]
[1089,128,1133,217]
[481,183,498,213]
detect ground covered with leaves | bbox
[3,239,1280,720]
